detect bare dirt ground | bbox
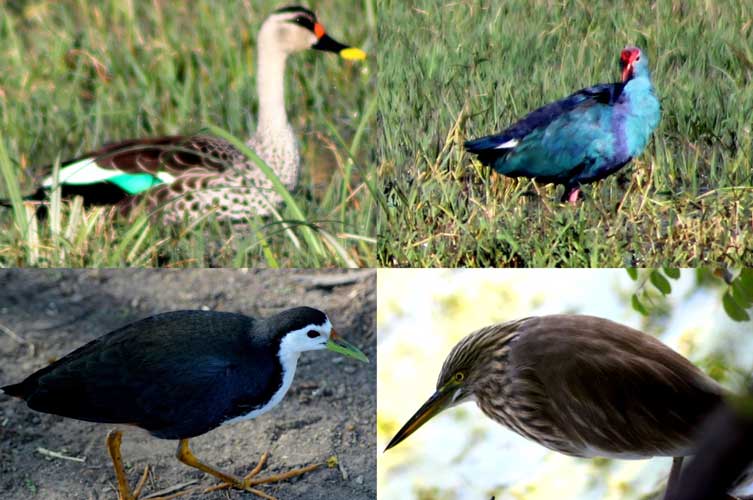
[0,269,375,500]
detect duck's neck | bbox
[249,28,301,191]
[256,46,291,134]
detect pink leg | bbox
[567,188,581,205]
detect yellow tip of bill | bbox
[340,47,366,61]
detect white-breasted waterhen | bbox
[3,307,368,500]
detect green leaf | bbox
[732,280,753,308]
[722,291,750,322]
[649,270,672,295]
[737,269,753,301]
[631,294,648,316]
[626,268,638,280]
[663,268,681,279]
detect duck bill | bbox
[312,23,366,61]
[384,387,453,451]
[326,329,369,363]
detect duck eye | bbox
[292,16,313,28]
[455,372,464,382]
[306,330,319,339]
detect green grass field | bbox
[377,0,753,267]
[0,0,376,267]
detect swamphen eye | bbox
[306,330,319,338]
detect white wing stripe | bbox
[42,159,123,187]
[41,158,174,186]
[494,138,520,149]
[156,172,176,184]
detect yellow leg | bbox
[106,430,150,500]
[175,438,244,485]
[175,440,320,500]
[106,430,136,500]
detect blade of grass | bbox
[0,138,28,237]
[205,123,326,259]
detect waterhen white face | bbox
[3,307,368,500]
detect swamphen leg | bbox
[562,157,632,204]
[561,184,582,205]
[567,188,581,205]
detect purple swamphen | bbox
[465,47,660,204]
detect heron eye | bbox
[455,372,464,382]
[306,330,319,339]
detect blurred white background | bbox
[377,269,753,500]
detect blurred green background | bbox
[0,0,376,267]
[377,269,753,499]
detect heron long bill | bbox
[384,386,455,451]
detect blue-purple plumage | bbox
[465,47,660,203]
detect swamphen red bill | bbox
[2,308,368,500]
[465,47,660,203]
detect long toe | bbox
[141,486,203,500]
[131,465,150,499]
[138,477,205,500]
[201,453,320,500]
[200,450,270,491]
[202,482,276,500]
[245,462,321,487]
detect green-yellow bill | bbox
[326,330,369,363]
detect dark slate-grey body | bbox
[3,311,284,440]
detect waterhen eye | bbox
[306,330,319,339]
